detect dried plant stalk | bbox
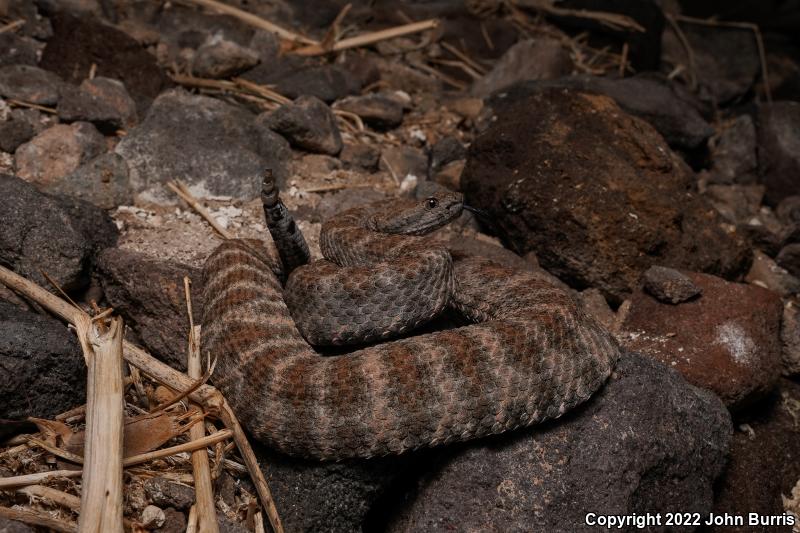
[185,277,220,533]
[0,263,284,533]
[0,506,76,532]
[78,316,125,533]
[294,19,439,55]
[0,470,82,490]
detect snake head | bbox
[372,190,464,235]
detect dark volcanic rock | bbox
[257,446,409,533]
[0,300,86,419]
[116,89,282,202]
[58,77,137,130]
[40,13,169,113]
[0,174,94,292]
[642,265,702,303]
[492,75,714,149]
[0,65,63,106]
[96,248,201,370]
[384,353,731,532]
[0,32,40,67]
[266,95,343,155]
[777,243,800,279]
[463,88,750,303]
[781,300,800,375]
[706,114,759,184]
[0,119,35,153]
[709,380,800,533]
[746,250,800,298]
[757,101,800,206]
[268,64,360,104]
[144,477,195,511]
[620,272,783,410]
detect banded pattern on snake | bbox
[201,178,620,460]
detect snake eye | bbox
[426,197,438,209]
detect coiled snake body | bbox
[201,183,620,460]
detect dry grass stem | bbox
[7,98,58,114]
[0,470,83,490]
[18,484,80,511]
[77,316,125,533]
[517,0,645,32]
[0,264,284,533]
[184,277,220,533]
[0,20,25,33]
[167,180,234,239]
[0,506,76,532]
[122,430,232,467]
[441,41,488,75]
[179,0,317,45]
[295,19,440,55]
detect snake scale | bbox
[201,175,621,460]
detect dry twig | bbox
[0,470,82,490]
[294,19,439,56]
[0,506,76,532]
[0,20,25,33]
[178,0,317,45]
[167,180,234,239]
[184,278,220,533]
[77,316,125,533]
[0,265,285,533]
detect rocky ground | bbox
[0,0,800,531]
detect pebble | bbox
[0,65,63,106]
[266,95,342,155]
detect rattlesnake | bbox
[201,176,620,460]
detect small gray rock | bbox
[429,136,466,173]
[746,250,800,298]
[192,34,260,79]
[266,95,342,155]
[46,152,133,209]
[0,300,86,419]
[340,143,380,171]
[252,116,292,185]
[144,478,195,511]
[0,65,63,106]
[334,93,403,129]
[472,38,573,98]
[155,508,186,533]
[58,85,122,131]
[0,119,35,153]
[643,265,703,304]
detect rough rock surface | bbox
[463,88,750,303]
[746,250,800,298]
[143,478,195,511]
[706,114,758,184]
[620,272,783,410]
[0,300,86,419]
[334,93,404,129]
[0,174,94,292]
[96,248,202,370]
[40,13,169,113]
[709,380,800,533]
[0,119,35,153]
[642,265,702,303]
[116,89,282,202]
[58,77,137,130]
[471,38,573,97]
[45,153,133,209]
[757,101,800,206]
[0,32,39,67]
[0,65,63,106]
[0,516,34,533]
[491,75,713,149]
[257,448,409,533]
[192,34,259,78]
[383,353,731,532]
[15,122,105,187]
[266,95,342,155]
[781,300,800,375]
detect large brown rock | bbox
[619,272,783,410]
[462,88,750,303]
